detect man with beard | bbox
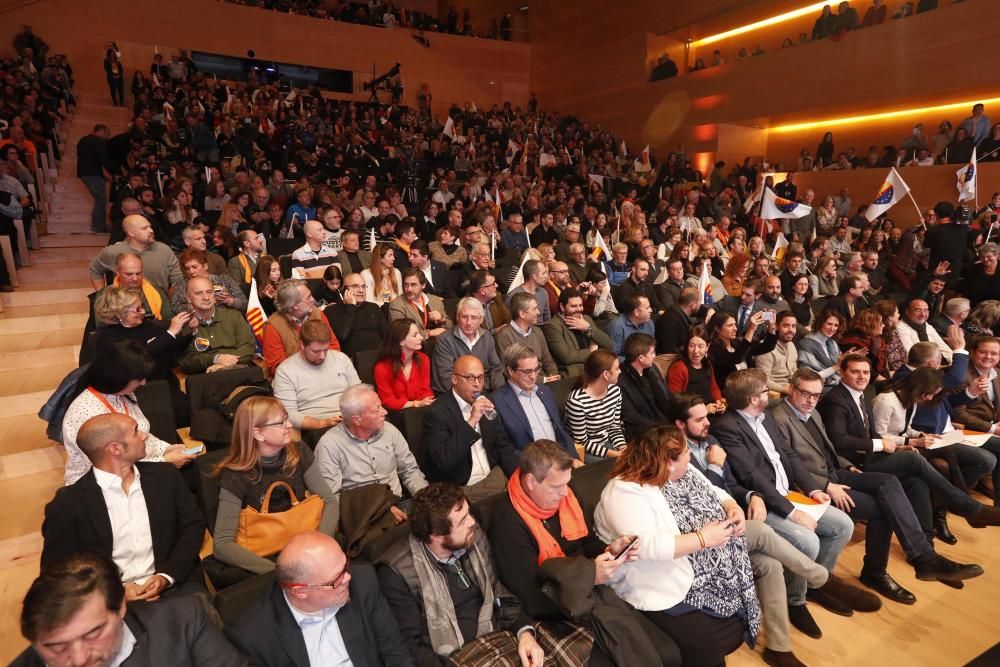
[377,484,545,666]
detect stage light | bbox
[692,2,833,48]
[770,96,1000,133]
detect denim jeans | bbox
[80,175,106,232]
[765,504,855,605]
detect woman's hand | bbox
[699,520,734,549]
[167,311,192,336]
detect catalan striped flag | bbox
[246,278,268,344]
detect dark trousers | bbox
[81,175,106,232]
[831,469,933,572]
[956,440,999,504]
[865,450,982,540]
[107,76,124,106]
[587,611,683,667]
[642,609,744,667]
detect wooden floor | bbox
[2,99,1000,666]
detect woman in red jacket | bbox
[667,330,726,414]
[373,320,435,411]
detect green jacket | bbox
[178,308,256,373]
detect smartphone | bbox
[762,310,775,322]
[184,443,205,456]
[613,535,639,560]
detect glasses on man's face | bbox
[281,557,351,591]
[793,386,822,401]
[514,366,540,376]
[261,415,291,429]
[455,373,486,384]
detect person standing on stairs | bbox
[77,123,114,234]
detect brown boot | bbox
[816,573,882,612]
[966,505,1000,528]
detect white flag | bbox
[619,140,627,157]
[743,183,764,213]
[697,260,713,306]
[761,187,812,220]
[588,174,605,187]
[633,145,651,172]
[864,167,911,221]
[442,116,456,140]
[956,148,977,203]
[507,250,533,292]
[246,278,268,342]
[369,226,377,252]
[771,233,790,264]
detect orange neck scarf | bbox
[507,468,588,565]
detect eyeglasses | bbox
[261,415,291,428]
[281,557,351,590]
[455,373,486,383]
[514,366,540,375]
[793,387,822,401]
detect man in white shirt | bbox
[40,413,204,599]
[228,531,411,665]
[291,220,338,279]
[431,179,454,208]
[896,299,954,364]
[273,320,361,446]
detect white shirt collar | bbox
[509,320,531,336]
[284,594,343,628]
[844,384,865,403]
[452,390,472,413]
[93,465,140,492]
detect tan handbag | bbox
[236,481,324,557]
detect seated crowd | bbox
[20,42,1000,666]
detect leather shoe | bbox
[814,573,881,612]
[858,570,916,605]
[914,554,984,582]
[788,604,822,639]
[806,586,853,617]
[966,505,1000,528]
[762,648,807,667]
[939,579,965,589]
[934,509,958,545]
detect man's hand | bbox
[809,490,831,504]
[909,433,938,448]
[468,396,494,426]
[606,535,639,562]
[945,324,965,351]
[707,444,726,467]
[517,631,545,667]
[342,287,357,305]
[747,495,767,521]
[162,444,197,468]
[390,505,408,525]
[933,260,951,276]
[593,550,626,585]
[723,501,746,537]
[564,314,590,332]
[128,575,170,602]
[789,509,818,532]
[969,375,990,397]
[826,483,855,512]
[882,437,898,453]
[215,353,240,367]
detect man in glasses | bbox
[772,368,983,605]
[229,531,410,666]
[432,297,505,394]
[377,483,545,666]
[422,355,519,502]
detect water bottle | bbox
[472,392,496,420]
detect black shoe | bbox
[788,604,822,639]
[914,554,984,582]
[858,570,917,605]
[762,648,807,667]
[939,578,965,589]
[934,509,958,544]
[0,284,13,293]
[966,505,1000,528]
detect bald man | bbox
[421,355,520,501]
[41,413,204,600]
[291,219,338,278]
[90,214,183,293]
[109,252,172,320]
[177,276,255,374]
[227,531,411,666]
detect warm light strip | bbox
[770,96,1000,133]
[692,2,833,48]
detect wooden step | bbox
[3,286,91,307]
[0,363,77,399]
[40,234,108,248]
[17,266,91,284]
[0,413,59,457]
[0,302,89,319]
[0,312,87,336]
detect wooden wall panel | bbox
[0,0,529,114]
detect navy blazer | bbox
[492,381,575,456]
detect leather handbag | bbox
[236,481,324,556]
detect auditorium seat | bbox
[353,348,379,386]
[214,572,275,624]
[134,379,179,443]
[547,376,576,416]
[186,366,266,448]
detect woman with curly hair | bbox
[873,300,907,374]
[721,253,750,297]
[839,309,888,382]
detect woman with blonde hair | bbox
[362,243,403,306]
[213,395,337,574]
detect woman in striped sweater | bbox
[563,349,627,461]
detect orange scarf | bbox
[507,468,588,565]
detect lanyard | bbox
[87,387,130,417]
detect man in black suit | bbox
[772,368,982,600]
[618,332,674,442]
[824,273,870,321]
[711,369,880,635]
[228,531,412,666]
[716,280,766,337]
[655,287,701,353]
[13,553,243,666]
[41,413,203,600]
[421,355,520,502]
[817,354,1000,541]
[409,239,453,298]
